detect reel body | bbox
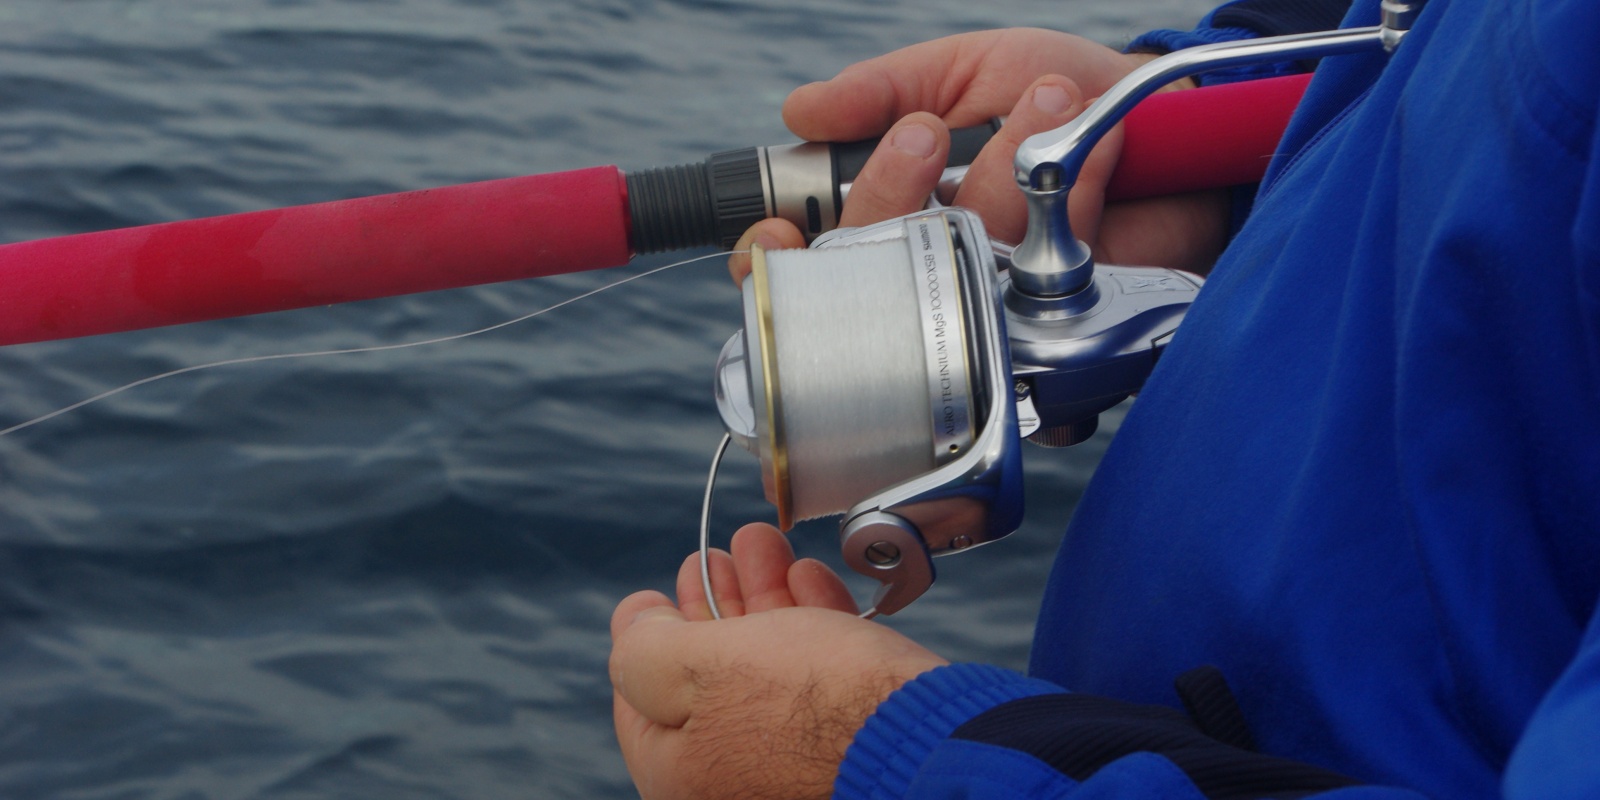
[714,207,1202,614]
[716,209,1022,615]
[1004,263,1201,447]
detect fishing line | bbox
[697,428,881,622]
[0,251,740,439]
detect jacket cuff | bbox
[833,663,1065,800]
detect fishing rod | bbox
[0,73,1309,346]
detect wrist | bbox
[834,663,1066,800]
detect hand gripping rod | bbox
[1008,15,1417,298]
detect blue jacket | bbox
[835,0,1600,797]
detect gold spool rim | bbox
[750,244,793,531]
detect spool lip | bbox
[750,244,794,531]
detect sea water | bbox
[0,0,1211,796]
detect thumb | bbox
[837,112,951,228]
[728,218,805,287]
[953,75,1088,244]
[609,605,698,728]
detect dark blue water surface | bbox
[0,1,1209,797]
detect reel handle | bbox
[841,512,935,618]
[1010,25,1404,299]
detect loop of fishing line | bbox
[0,251,741,439]
[698,428,879,622]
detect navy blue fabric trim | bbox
[950,693,1361,800]
[1174,665,1258,753]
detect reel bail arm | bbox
[1009,22,1416,300]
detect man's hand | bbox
[609,524,948,800]
[729,28,1229,284]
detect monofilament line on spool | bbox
[750,218,976,525]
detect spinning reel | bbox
[710,15,1419,616]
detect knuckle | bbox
[607,642,630,691]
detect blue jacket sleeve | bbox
[834,664,1406,800]
[839,628,1600,799]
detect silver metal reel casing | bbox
[714,208,1023,615]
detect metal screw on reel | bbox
[841,511,933,616]
[863,541,901,567]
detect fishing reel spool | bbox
[713,204,1200,616]
[714,209,1022,616]
[711,19,1420,615]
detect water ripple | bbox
[0,0,1205,796]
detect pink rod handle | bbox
[1109,72,1312,201]
[0,166,632,345]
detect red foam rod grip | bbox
[1108,72,1312,201]
[0,166,632,345]
[0,75,1312,346]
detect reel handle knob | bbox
[841,511,935,617]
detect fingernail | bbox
[753,230,784,251]
[632,607,682,625]
[890,122,937,158]
[1032,84,1073,116]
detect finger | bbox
[782,29,1127,142]
[838,112,950,229]
[953,75,1087,244]
[1063,99,1125,254]
[788,558,860,614]
[676,549,744,621]
[608,605,698,728]
[783,34,991,141]
[729,523,798,613]
[611,590,676,641]
[1097,189,1230,272]
[728,218,805,286]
